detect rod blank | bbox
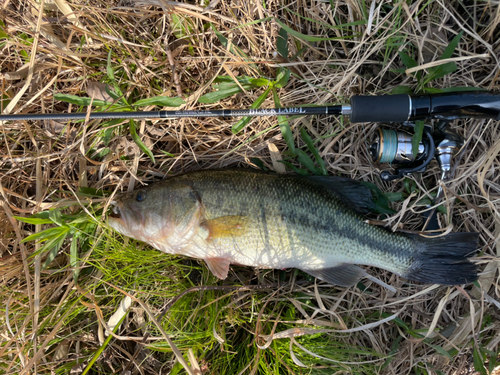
[2,91,498,123]
[0,106,344,122]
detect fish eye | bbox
[135,191,146,202]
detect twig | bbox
[156,1,184,97]
[164,38,184,98]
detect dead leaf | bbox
[268,143,286,174]
[86,82,114,103]
[105,296,132,336]
[53,0,82,27]
[4,61,52,80]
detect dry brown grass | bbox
[1,0,500,374]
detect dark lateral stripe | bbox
[284,210,408,257]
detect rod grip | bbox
[350,94,410,123]
[410,91,500,120]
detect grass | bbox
[1,0,500,374]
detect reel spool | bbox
[369,128,426,164]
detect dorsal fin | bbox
[305,176,395,215]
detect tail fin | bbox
[404,232,479,285]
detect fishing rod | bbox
[2,91,499,184]
[1,91,500,123]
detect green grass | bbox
[14,223,390,373]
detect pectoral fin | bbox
[302,264,367,287]
[204,215,248,240]
[205,257,232,279]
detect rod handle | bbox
[350,91,500,123]
[350,94,410,123]
[410,91,500,120]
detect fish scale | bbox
[108,169,478,286]
[183,170,410,270]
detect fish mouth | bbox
[108,200,145,228]
[108,201,129,236]
[108,201,127,231]
[109,201,121,218]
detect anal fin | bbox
[302,264,367,287]
[205,257,232,279]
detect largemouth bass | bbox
[108,169,478,286]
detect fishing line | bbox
[376,128,398,163]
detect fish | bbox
[108,169,478,286]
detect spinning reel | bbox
[369,120,463,183]
[346,90,500,187]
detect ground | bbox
[0,1,499,374]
